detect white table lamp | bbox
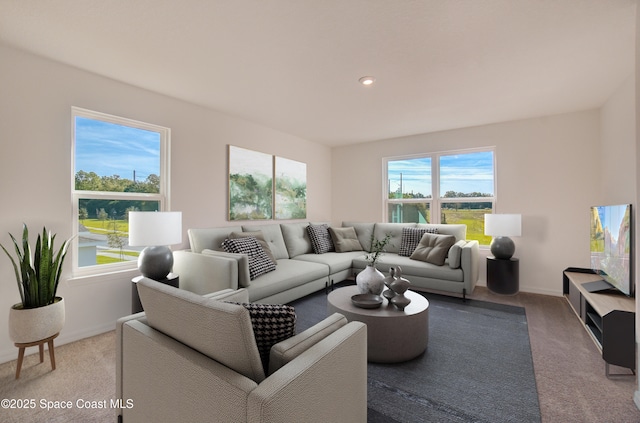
[129,211,182,280]
[484,214,521,259]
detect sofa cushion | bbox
[245,259,329,301]
[341,222,375,253]
[269,313,347,374]
[230,231,276,264]
[280,222,313,257]
[448,240,467,269]
[328,227,363,252]
[242,224,290,260]
[136,278,266,383]
[294,251,365,274]
[307,224,335,254]
[226,302,296,373]
[410,233,456,266]
[373,223,417,254]
[398,227,438,256]
[222,237,276,280]
[352,254,464,282]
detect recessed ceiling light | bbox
[359,76,376,86]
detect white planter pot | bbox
[8,297,65,344]
[356,266,385,295]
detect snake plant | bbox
[1,224,72,309]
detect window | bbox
[72,107,170,276]
[385,148,495,245]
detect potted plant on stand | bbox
[2,224,71,346]
[356,233,391,295]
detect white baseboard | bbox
[518,286,563,297]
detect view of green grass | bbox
[442,208,492,245]
[81,218,129,234]
[96,256,126,265]
[81,218,139,265]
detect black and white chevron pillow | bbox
[307,224,335,254]
[226,302,296,373]
[222,236,276,280]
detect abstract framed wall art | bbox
[228,146,273,220]
[275,156,307,219]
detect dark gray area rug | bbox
[289,284,541,423]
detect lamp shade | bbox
[484,214,522,237]
[128,211,182,246]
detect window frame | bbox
[384,147,496,241]
[71,107,171,277]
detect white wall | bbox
[0,45,332,363]
[598,56,637,410]
[600,75,637,204]
[331,111,603,296]
[599,77,636,395]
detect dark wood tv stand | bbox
[563,269,636,376]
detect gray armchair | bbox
[116,278,368,422]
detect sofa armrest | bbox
[269,313,348,373]
[460,240,480,294]
[173,250,239,295]
[204,288,250,303]
[202,249,251,288]
[248,321,367,423]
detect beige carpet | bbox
[0,286,639,422]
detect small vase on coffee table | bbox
[356,265,385,295]
[390,266,412,311]
[382,267,397,302]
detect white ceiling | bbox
[0,0,636,146]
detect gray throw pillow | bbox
[328,227,363,252]
[448,240,466,268]
[399,227,438,256]
[410,233,456,266]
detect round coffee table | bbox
[327,285,429,363]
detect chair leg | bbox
[15,347,25,379]
[39,343,44,363]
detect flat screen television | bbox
[588,203,633,296]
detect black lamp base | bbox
[490,236,516,260]
[138,246,173,280]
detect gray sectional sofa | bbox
[173,222,479,303]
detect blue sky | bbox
[388,151,494,196]
[75,117,160,180]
